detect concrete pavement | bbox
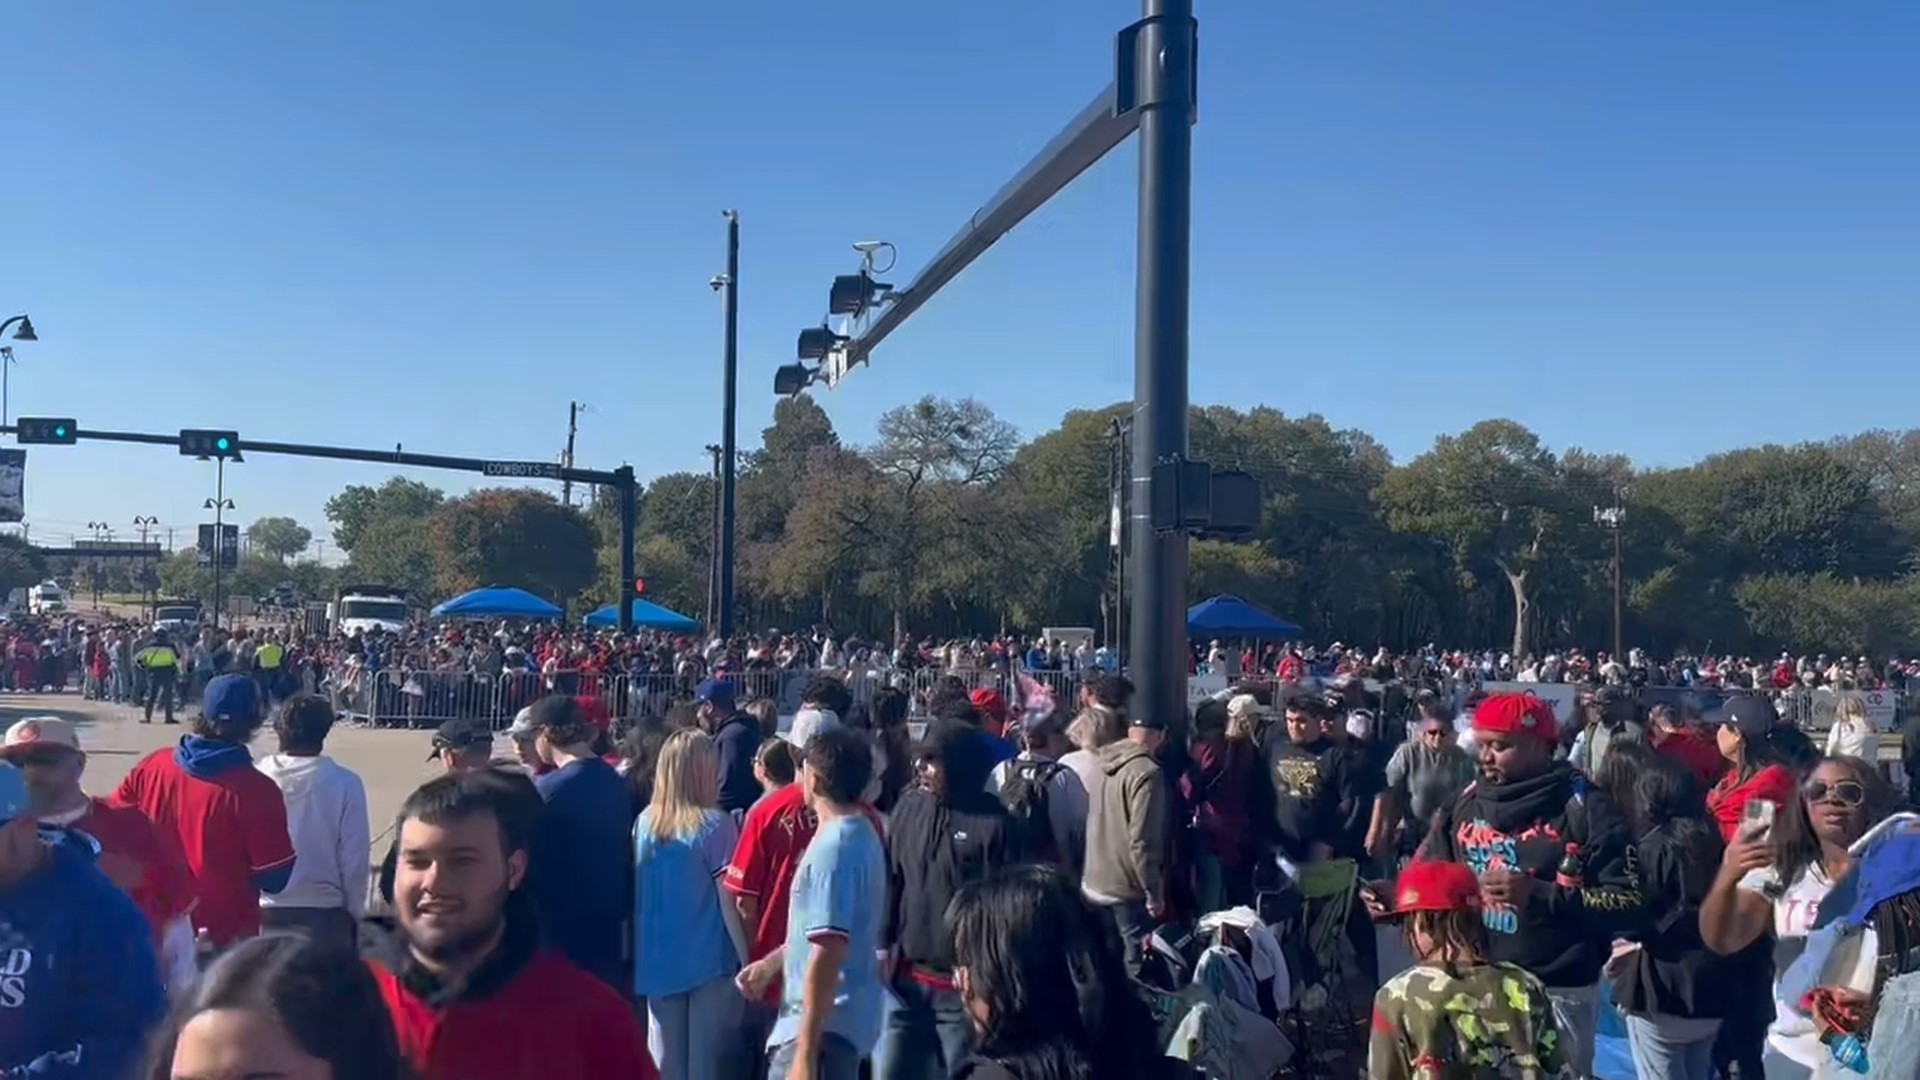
[0,690,468,863]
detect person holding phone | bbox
[1705,697,1798,844]
[1700,755,1895,1079]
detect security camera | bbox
[852,241,888,255]
[709,274,729,292]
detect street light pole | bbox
[0,315,38,427]
[1593,489,1628,660]
[134,516,160,616]
[716,210,741,638]
[205,458,235,629]
[86,521,113,607]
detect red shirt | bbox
[1654,729,1728,793]
[114,746,296,946]
[724,784,883,981]
[1707,763,1797,843]
[72,798,195,941]
[372,951,656,1080]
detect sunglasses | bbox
[1805,779,1867,808]
[12,748,75,768]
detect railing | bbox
[334,665,1095,730]
[330,662,1911,739]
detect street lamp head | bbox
[9,316,35,343]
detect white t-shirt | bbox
[1738,864,1878,1074]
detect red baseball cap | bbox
[1471,692,1558,743]
[969,688,1007,720]
[1393,860,1482,916]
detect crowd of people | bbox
[14,606,1920,1077]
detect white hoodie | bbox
[255,753,371,917]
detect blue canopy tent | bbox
[1186,594,1304,639]
[430,586,564,621]
[583,598,701,633]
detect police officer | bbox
[133,633,181,725]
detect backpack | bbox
[999,758,1067,862]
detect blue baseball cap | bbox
[695,678,736,712]
[203,673,262,726]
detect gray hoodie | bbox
[1081,738,1168,909]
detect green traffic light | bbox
[215,437,231,451]
[53,426,66,438]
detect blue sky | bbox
[3,1,1915,556]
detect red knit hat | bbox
[1471,692,1558,742]
[1393,860,1482,916]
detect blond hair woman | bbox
[1825,694,1875,760]
[632,729,752,1080]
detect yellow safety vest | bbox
[137,646,178,670]
[256,642,285,669]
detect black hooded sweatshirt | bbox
[887,721,1027,973]
[1420,760,1644,989]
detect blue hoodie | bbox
[174,735,294,894]
[0,837,166,1078]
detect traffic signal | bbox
[633,577,648,596]
[180,429,241,459]
[14,417,76,445]
[828,271,891,318]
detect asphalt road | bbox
[0,690,460,864]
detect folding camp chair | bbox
[1281,858,1363,1068]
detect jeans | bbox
[646,974,744,1080]
[873,975,972,1080]
[1545,983,1599,1079]
[767,1033,862,1080]
[1624,1014,1720,1080]
[1097,899,1155,981]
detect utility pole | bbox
[1105,416,1131,649]
[1593,487,1628,660]
[561,401,581,507]
[716,210,741,637]
[705,444,723,631]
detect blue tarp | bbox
[582,598,700,633]
[429,586,563,621]
[1186,594,1304,639]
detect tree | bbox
[1377,420,1572,659]
[426,489,598,605]
[324,478,444,554]
[0,535,47,601]
[246,516,313,563]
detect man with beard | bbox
[368,770,656,1080]
[1416,692,1643,1079]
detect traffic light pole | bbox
[795,0,1198,725]
[719,211,741,638]
[2,424,643,635]
[1129,0,1196,735]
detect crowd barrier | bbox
[328,661,1912,737]
[334,665,1095,730]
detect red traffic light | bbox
[632,577,647,596]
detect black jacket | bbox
[886,722,1024,971]
[1421,760,1644,989]
[1612,824,1727,1020]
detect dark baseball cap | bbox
[428,718,493,761]
[1716,695,1779,738]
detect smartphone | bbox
[1741,798,1779,842]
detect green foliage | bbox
[245,516,313,562]
[298,405,1920,655]
[426,488,598,605]
[0,535,47,599]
